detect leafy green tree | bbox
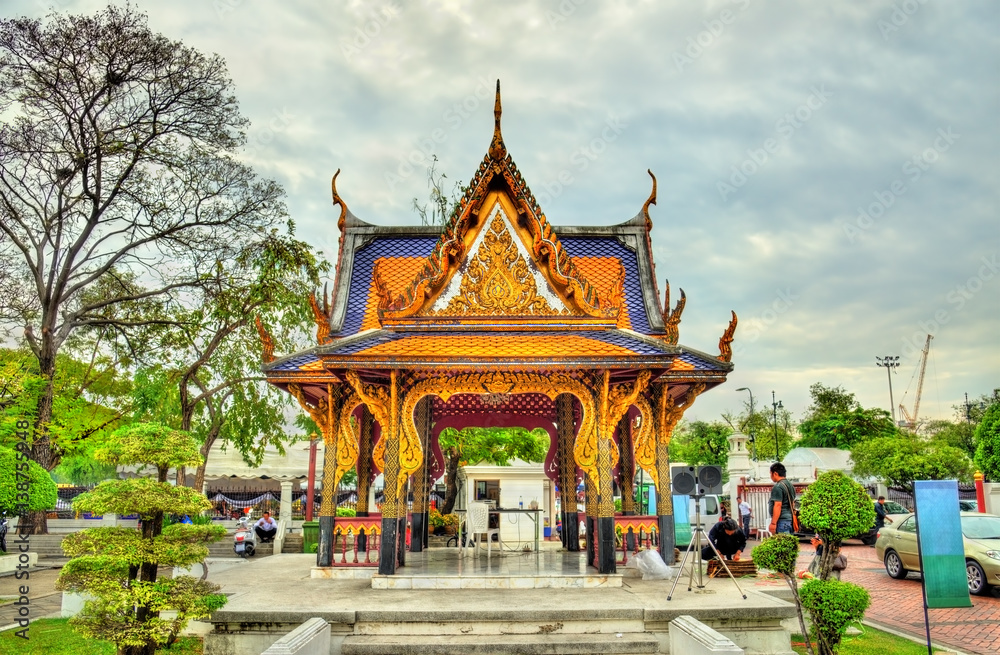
[128,232,322,489]
[804,383,859,419]
[799,579,871,655]
[752,533,814,655]
[56,423,227,655]
[0,446,58,535]
[973,401,1000,482]
[797,407,898,450]
[926,419,977,460]
[723,406,795,461]
[798,471,876,580]
[852,435,973,492]
[438,426,549,514]
[0,6,292,532]
[670,421,732,468]
[0,349,127,487]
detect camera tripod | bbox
[667,494,748,601]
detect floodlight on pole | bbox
[875,355,900,423]
[771,391,783,462]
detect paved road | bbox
[838,543,1000,655]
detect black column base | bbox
[598,516,617,574]
[562,511,580,551]
[422,510,429,546]
[378,517,397,575]
[658,514,676,565]
[317,515,335,567]
[411,512,425,553]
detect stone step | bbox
[282,534,304,554]
[341,632,660,655]
[208,541,274,558]
[355,617,646,636]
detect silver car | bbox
[875,511,1000,595]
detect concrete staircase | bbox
[24,534,68,559]
[282,533,303,554]
[338,606,660,655]
[207,539,273,558]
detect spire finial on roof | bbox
[488,79,506,160]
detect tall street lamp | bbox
[771,391,783,462]
[876,355,900,423]
[736,387,756,460]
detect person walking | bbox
[768,462,797,535]
[872,496,894,546]
[737,495,752,537]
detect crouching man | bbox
[701,518,747,561]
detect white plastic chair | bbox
[466,501,501,557]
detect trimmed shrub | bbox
[751,533,800,576]
[800,578,871,655]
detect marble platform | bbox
[204,552,798,654]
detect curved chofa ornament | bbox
[378,80,619,325]
[642,169,656,232]
[718,311,738,362]
[255,316,275,363]
[662,279,685,346]
[331,169,348,233]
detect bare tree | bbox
[0,7,289,532]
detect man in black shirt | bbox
[701,518,747,561]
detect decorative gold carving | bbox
[332,169,348,233]
[255,316,275,364]
[287,383,359,492]
[718,310,738,362]
[642,169,657,232]
[662,280,685,345]
[632,393,656,487]
[400,371,598,484]
[646,381,705,514]
[438,214,568,317]
[345,370,419,510]
[309,283,333,345]
[378,88,620,324]
[319,440,337,516]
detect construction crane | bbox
[898,334,933,430]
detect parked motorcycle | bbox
[0,512,8,553]
[233,514,256,558]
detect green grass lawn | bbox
[792,626,945,655]
[0,618,202,655]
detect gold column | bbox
[356,406,373,515]
[618,414,636,515]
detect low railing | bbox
[615,515,659,566]
[330,515,382,566]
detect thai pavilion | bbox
[260,83,736,575]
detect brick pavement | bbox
[837,543,1000,655]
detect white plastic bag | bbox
[634,549,676,580]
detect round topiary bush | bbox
[0,445,59,539]
[751,532,800,576]
[798,471,876,542]
[799,578,871,655]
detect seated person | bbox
[701,518,747,561]
[254,511,278,543]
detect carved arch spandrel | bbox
[632,393,657,487]
[287,383,362,490]
[344,371,414,497]
[335,392,362,490]
[601,370,652,473]
[400,371,597,483]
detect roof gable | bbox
[375,83,622,331]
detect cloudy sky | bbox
[9,0,998,425]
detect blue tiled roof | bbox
[676,351,726,371]
[560,237,652,334]
[340,236,438,336]
[271,353,320,371]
